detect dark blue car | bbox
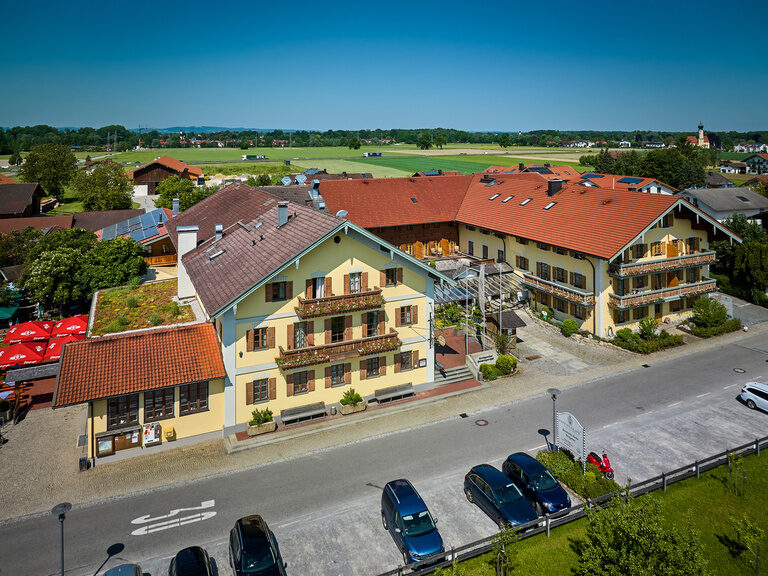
[381,479,445,566]
[464,464,538,528]
[502,452,571,516]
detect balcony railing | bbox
[295,288,384,319]
[608,278,717,309]
[609,251,715,277]
[276,331,400,370]
[522,273,595,306]
[144,254,177,266]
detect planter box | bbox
[340,401,367,415]
[247,420,277,437]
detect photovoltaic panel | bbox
[581,173,604,179]
[617,177,644,184]
[129,229,144,242]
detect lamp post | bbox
[547,388,561,451]
[52,502,71,576]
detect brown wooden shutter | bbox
[325,318,332,344]
[325,366,332,388]
[396,268,403,285]
[286,281,293,299]
[325,276,333,296]
[394,353,401,373]
[359,360,367,380]
[267,327,275,349]
[362,313,369,338]
[395,307,401,327]
[380,270,386,286]
[362,272,369,291]
[344,315,352,340]
[268,378,276,400]
[265,283,273,302]
[536,262,541,277]
[246,381,254,405]
[287,324,295,350]
[569,271,574,285]
[377,313,385,336]
[246,329,255,352]
[379,356,386,376]
[308,370,315,392]
[286,373,294,396]
[307,321,314,346]
[413,350,419,367]
[344,274,350,294]
[412,305,418,325]
[305,279,313,298]
[344,363,351,384]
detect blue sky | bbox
[3,0,767,132]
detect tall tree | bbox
[154,178,216,212]
[434,135,447,149]
[24,228,97,265]
[347,137,361,150]
[417,132,433,150]
[22,248,85,315]
[18,143,77,201]
[0,227,43,268]
[497,133,511,148]
[81,237,148,294]
[72,161,133,211]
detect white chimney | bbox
[277,201,289,227]
[176,225,198,299]
[215,224,223,241]
[172,197,180,217]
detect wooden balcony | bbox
[276,331,400,370]
[609,251,715,277]
[295,288,384,319]
[522,273,595,306]
[608,278,717,309]
[144,254,177,267]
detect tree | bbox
[347,137,361,150]
[18,143,77,200]
[81,237,148,294]
[239,140,249,150]
[0,227,43,267]
[494,331,510,355]
[256,173,271,186]
[8,151,22,167]
[497,133,511,148]
[577,494,710,576]
[753,182,768,198]
[245,176,258,187]
[434,135,447,149]
[72,161,132,211]
[417,132,433,150]
[154,178,216,212]
[22,248,85,314]
[24,228,97,265]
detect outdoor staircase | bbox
[435,364,475,386]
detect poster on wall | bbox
[143,423,161,446]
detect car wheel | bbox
[464,487,474,503]
[381,512,388,530]
[747,399,757,410]
[605,470,615,480]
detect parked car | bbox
[381,479,445,565]
[502,452,571,516]
[229,515,286,576]
[168,546,212,576]
[740,381,768,412]
[464,464,538,528]
[105,565,142,576]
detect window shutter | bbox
[394,353,401,373]
[305,279,313,299]
[285,281,293,299]
[379,356,386,376]
[306,321,314,346]
[325,276,333,296]
[286,373,294,397]
[325,318,332,344]
[395,307,401,327]
[246,329,254,352]
[344,315,352,340]
[246,382,254,405]
[412,305,418,325]
[377,314,385,336]
[396,268,403,285]
[359,360,367,380]
[308,370,315,392]
[570,303,576,316]
[344,363,351,384]
[268,378,276,400]
[267,327,275,349]
[344,274,350,294]
[362,313,369,338]
[265,283,273,302]
[380,270,386,286]
[362,272,369,291]
[325,366,332,388]
[287,324,295,350]
[413,350,419,367]
[569,271,574,285]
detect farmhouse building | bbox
[745,153,768,175]
[733,143,768,154]
[704,171,735,188]
[0,183,44,218]
[574,173,676,195]
[130,156,203,196]
[676,186,768,223]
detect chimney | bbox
[547,179,563,196]
[215,224,223,241]
[518,162,525,171]
[172,197,179,217]
[277,201,289,227]
[176,225,198,299]
[544,162,551,168]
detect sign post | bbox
[556,411,587,474]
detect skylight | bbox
[502,195,514,203]
[411,198,418,203]
[520,198,532,206]
[543,202,556,210]
[737,196,749,202]
[489,194,500,201]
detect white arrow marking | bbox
[131,500,215,525]
[130,511,217,536]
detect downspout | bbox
[90,402,95,467]
[584,256,597,336]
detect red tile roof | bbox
[319,175,472,227]
[484,165,581,179]
[575,173,677,192]
[687,135,709,144]
[0,174,19,185]
[53,323,225,406]
[130,155,203,178]
[0,215,74,235]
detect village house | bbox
[0,183,44,218]
[745,153,768,175]
[676,186,768,223]
[719,161,747,174]
[130,156,204,196]
[97,206,177,267]
[733,143,768,154]
[704,171,735,188]
[574,173,677,195]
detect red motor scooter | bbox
[587,451,615,480]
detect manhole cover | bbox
[475,419,489,426]
[734,368,746,373]
[525,355,541,361]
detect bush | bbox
[638,316,658,340]
[117,315,128,327]
[495,354,517,375]
[692,296,728,328]
[149,313,163,326]
[536,450,620,500]
[494,331,510,355]
[561,318,579,337]
[611,327,683,354]
[690,317,742,338]
[479,363,500,381]
[249,407,273,426]
[340,388,363,406]
[126,295,139,308]
[540,305,553,319]
[127,276,142,290]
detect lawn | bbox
[191,162,297,177]
[348,155,584,176]
[455,451,768,575]
[46,186,140,215]
[91,279,195,335]
[727,174,755,187]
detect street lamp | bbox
[52,502,71,576]
[547,388,561,451]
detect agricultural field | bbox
[292,159,412,179]
[718,151,751,161]
[348,154,584,176]
[190,162,296,178]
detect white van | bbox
[740,382,768,412]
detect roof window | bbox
[502,195,514,203]
[736,196,749,202]
[489,193,500,201]
[520,198,532,206]
[543,202,556,210]
[411,198,418,203]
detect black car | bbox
[464,464,538,528]
[169,546,212,576]
[502,452,571,516]
[229,515,286,576]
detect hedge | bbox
[536,450,620,500]
[611,328,683,354]
[690,317,742,338]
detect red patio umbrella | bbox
[51,315,88,338]
[4,321,54,344]
[0,342,47,369]
[43,334,85,361]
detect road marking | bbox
[525,444,547,452]
[696,392,711,398]
[602,422,618,429]
[667,401,681,408]
[131,500,216,536]
[724,384,739,389]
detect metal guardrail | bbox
[375,434,768,575]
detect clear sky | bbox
[3,0,767,132]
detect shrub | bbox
[127,276,142,290]
[561,318,579,337]
[536,450,620,499]
[692,296,728,328]
[340,388,363,406]
[638,316,658,340]
[149,313,163,326]
[495,354,517,375]
[494,331,510,355]
[611,329,683,354]
[249,407,273,426]
[126,295,139,308]
[117,315,128,327]
[479,363,500,381]
[690,317,742,338]
[540,305,553,319]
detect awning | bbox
[0,341,47,369]
[4,320,54,344]
[51,315,89,338]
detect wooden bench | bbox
[374,383,414,404]
[280,402,327,425]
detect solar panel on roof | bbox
[617,177,644,184]
[144,226,159,238]
[527,166,553,175]
[581,173,604,179]
[424,170,439,176]
[129,229,144,242]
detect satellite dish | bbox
[335,210,348,218]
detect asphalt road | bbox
[3,330,767,576]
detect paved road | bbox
[3,331,767,576]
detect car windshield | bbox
[496,482,524,505]
[401,510,436,538]
[241,542,277,574]
[530,469,558,491]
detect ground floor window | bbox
[293,371,309,395]
[180,382,209,414]
[107,394,139,430]
[366,357,380,377]
[253,378,269,402]
[400,352,413,371]
[633,306,648,320]
[553,297,567,313]
[614,309,629,324]
[144,388,174,421]
[571,304,586,320]
[331,364,344,386]
[669,299,682,313]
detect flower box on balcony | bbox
[295,291,385,319]
[358,338,401,356]
[276,351,331,369]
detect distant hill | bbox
[131,126,298,134]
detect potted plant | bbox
[248,407,277,436]
[339,388,367,415]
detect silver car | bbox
[740,382,768,412]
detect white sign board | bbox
[556,411,586,470]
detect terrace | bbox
[608,251,716,278]
[295,288,384,319]
[608,277,717,309]
[276,331,400,370]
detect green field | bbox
[191,162,297,177]
[348,154,584,176]
[292,159,412,179]
[456,451,768,575]
[719,152,751,161]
